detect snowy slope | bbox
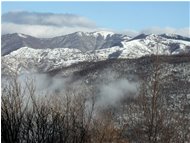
[2,47,92,73]
[120,34,190,56]
[74,31,115,39]
[90,31,115,38]
[2,31,129,55]
[2,32,190,74]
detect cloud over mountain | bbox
[2,11,101,37]
[2,11,96,27]
[141,27,190,37]
[2,11,190,38]
[123,27,190,38]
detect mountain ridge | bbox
[2,31,190,56]
[2,31,190,74]
[2,31,128,55]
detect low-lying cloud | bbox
[2,11,96,28]
[2,22,100,38]
[18,72,68,95]
[123,27,190,37]
[2,11,190,38]
[141,27,190,37]
[97,79,138,107]
[2,11,100,37]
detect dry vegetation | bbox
[2,57,190,143]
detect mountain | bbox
[2,31,190,74]
[2,33,44,55]
[2,32,190,56]
[2,32,190,128]
[160,33,190,41]
[2,31,129,55]
[121,34,190,56]
[2,29,190,143]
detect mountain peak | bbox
[17,33,28,38]
[74,31,85,36]
[131,33,148,40]
[2,32,190,57]
[160,33,190,41]
[72,31,115,38]
[90,31,115,38]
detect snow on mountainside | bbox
[2,47,91,74]
[18,33,28,38]
[2,32,190,74]
[122,34,190,55]
[90,31,115,38]
[2,31,128,55]
[71,31,115,38]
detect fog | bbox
[4,70,139,109]
[97,79,138,107]
[18,72,68,95]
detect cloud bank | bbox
[97,79,138,107]
[2,11,101,37]
[141,27,190,37]
[2,11,96,28]
[123,27,190,37]
[2,11,190,38]
[2,23,101,38]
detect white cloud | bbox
[2,11,96,28]
[2,22,101,38]
[120,29,139,37]
[2,11,112,37]
[114,27,190,38]
[141,27,190,37]
[2,11,189,38]
[123,27,190,37]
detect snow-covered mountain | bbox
[2,31,129,55]
[2,31,190,74]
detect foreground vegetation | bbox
[2,58,190,143]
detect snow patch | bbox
[91,31,115,38]
[18,33,27,38]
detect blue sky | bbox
[2,1,189,30]
[1,2,190,37]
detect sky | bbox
[1,1,190,37]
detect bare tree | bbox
[120,55,190,143]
